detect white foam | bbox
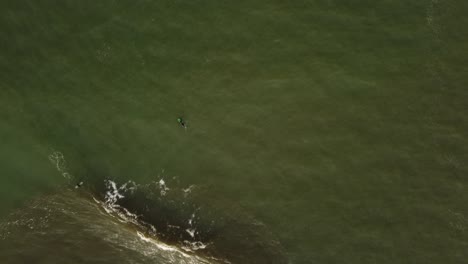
[105,180,125,206]
[183,185,196,197]
[158,178,170,196]
[48,151,72,179]
[137,231,190,256]
[182,240,208,251]
[188,213,195,226]
[96,180,216,262]
[186,228,196,238]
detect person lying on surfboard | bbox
[177,117,187,128]
[75,181,84,189]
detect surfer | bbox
[177,117,187,128]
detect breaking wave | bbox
[0,151,289,263]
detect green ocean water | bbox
[1,1,468,263]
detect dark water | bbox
[1,1,468,263]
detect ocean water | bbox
[1,1,468,263]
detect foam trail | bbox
[48,151,72,179]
